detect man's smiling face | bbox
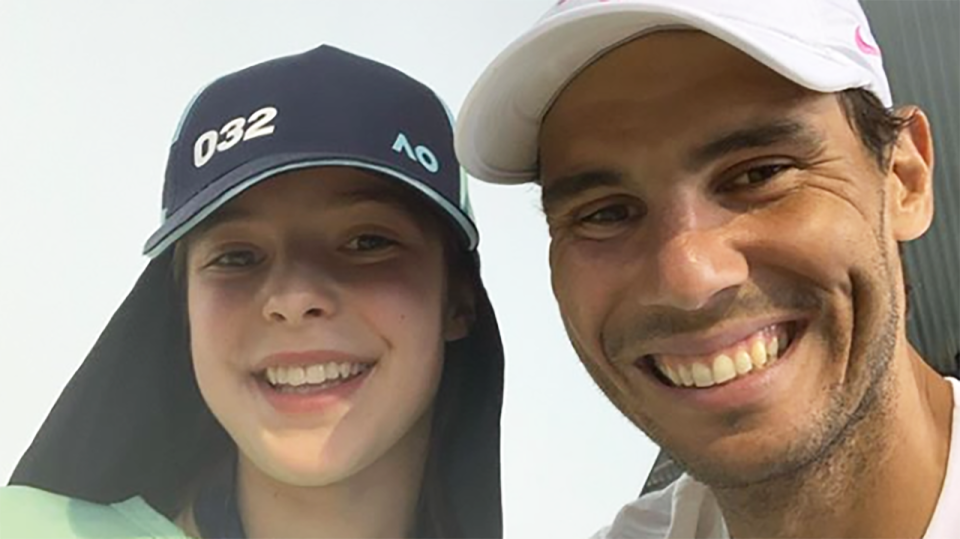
[538,31,931,487]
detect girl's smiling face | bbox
[185,167,471,487]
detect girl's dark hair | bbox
[413,244,490,538]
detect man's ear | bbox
[443,276,476,343]
[890,107,935,242]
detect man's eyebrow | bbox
[687,120,826,171]
[540,170,625,215]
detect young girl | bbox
[1,45,504,538]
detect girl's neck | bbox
[239,416,433,539]
[179,412,434,539]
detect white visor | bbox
[456,0,892,184]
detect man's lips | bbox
[636,321,802,389]
[630,316,802,358]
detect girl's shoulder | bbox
[0,486,188,539]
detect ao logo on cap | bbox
[392,132,439,173]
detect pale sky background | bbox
[0,2,659,537]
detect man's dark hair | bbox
[837,88,914,171]
[837,88,920,316]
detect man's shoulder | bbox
[0,486,185,539]
[591,475,727,539]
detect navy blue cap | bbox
[144,44,476,257]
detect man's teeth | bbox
[265,362,369,387]
[656,332,788,389]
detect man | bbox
[456,1,959,537]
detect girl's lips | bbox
[254,349,374,372]
[260,361,373,386]
[254,365,373,415]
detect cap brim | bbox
[456,0,876,184]
[143,154,479,257]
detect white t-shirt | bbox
[593,377,960,539]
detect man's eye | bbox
[345,234,398,252]
[726,164,793,189]
[208,250,261,268]
[581,204,637,225]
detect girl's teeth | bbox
[306,365,327,384]
[266,362,368,388]
[287,367,306,386]
[325,363,339,380]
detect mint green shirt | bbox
[0,486,188,538]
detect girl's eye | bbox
[725,163,793,190]
[208,249,261,268]
[344,234,398,252]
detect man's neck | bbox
[235,417,432,539]
[714,352,953,539]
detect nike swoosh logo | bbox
[855,25,881,56]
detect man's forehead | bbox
[539,91,831,170]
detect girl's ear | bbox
[443,276,476,343]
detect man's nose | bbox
[634,214,749,312]
[261,261,340,324]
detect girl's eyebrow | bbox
[191,207,256,237]
[330,186,417,214]
[193,184,418,238]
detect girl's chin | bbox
[268,469,349,488]
[241,447,366,488]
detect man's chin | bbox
[679,453,811,490]
[649,429,832,490]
